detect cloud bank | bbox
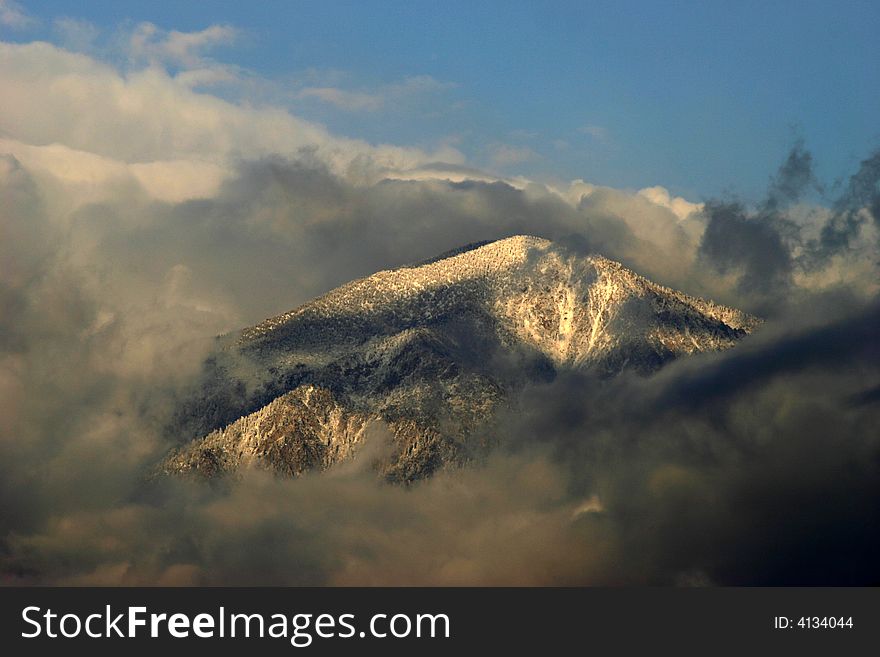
[1,32,878,585]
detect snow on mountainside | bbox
[163,236,759,481]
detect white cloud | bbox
[637,185,703,221]
[488,143,539,168]
[123,22,244,90]
[298,75,454,112]
[0,40,463,178]
[384,164,525,188]
[0,0,33,29]
[0,137,230,205]
[129,22,237,68]
[52,17,100,51]
[299,86,384,111]
[173,66,240,88]
[557,179,597,205]
[0,34,708,233]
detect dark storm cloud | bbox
[762,138,820,212]
[650,296,880,411]
[694,143,818,311]
[695,143,880,316]
[697,199,794,308]
[809,149,880,263]
[500,291,880,585]
[1,141,879,585]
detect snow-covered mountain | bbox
[164,236,759,481]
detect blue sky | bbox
[3,0,879,199]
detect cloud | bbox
[0,40,462,175]
[0,137,230,203]
[0,0,33,29]
[298,86,384,111]
[637,185,703,221]
[298,75,454,112]
[692,144,880,314]
[807,149,880,265]
[49,19,241,88]
[501,294,880,584]
[52,17,100,52]
[128,22,237,68]
[763,138,821,211]
[488,143,539,168]
[697,199,794,309]
[2,147,878,585]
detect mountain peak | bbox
[238,234,756,365]
[166,237,759,481]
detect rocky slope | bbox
[164,236,759,481]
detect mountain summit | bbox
[164,236,759,481]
